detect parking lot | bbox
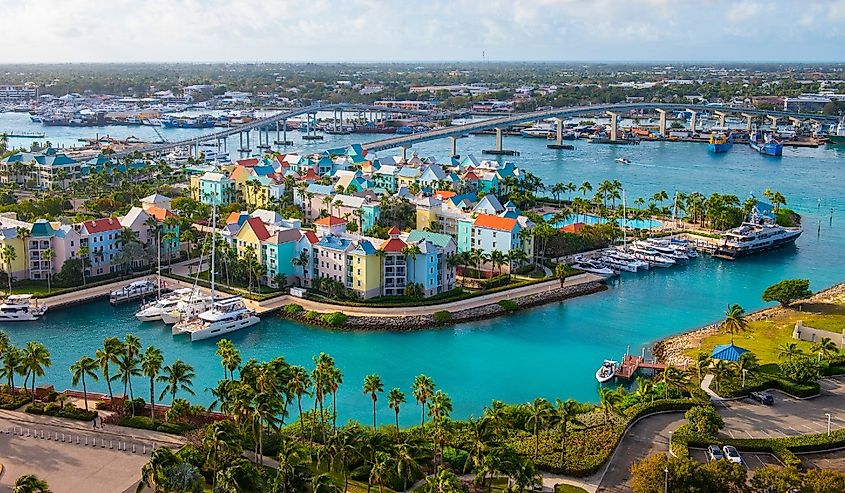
[690,447,782,470]
[801,449,845,471]
[713,377,845,440]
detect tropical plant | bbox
[762,279,812,307]
[70,355,99,412]
[141,346,164,424]
[721,304,749,342]
[21,341,51,397]
[551,398,585,464]
[597,386,622,424]
[523,397,552,458]
[412,374,435,426]
[157,360,195,404]
[363,373,384,429]
[387,387,406,433]
[12,474,50,493]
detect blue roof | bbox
[305,183,335,195]
[449,193,477,206]
[711,343,749,362]
[397,167,420,178]
[316,235,351,251]
[351,240,377,255]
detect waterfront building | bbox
[0,84,36,101]
[373,165,400,193]
[28,219,81,280]
[464,213,534,261]
[76,218,124,276]
[380,227,408,297]
[119,204,180,263]
[193,172,237,205]
[0,149,88,190]
[405,230,457,295]
[0,227,28,280]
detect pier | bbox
[614,354,668,380]
[1,130,46,138]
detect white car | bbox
[722,445,742,464]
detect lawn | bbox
[684,301,845,364]
[555,485,589,493]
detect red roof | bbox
[146,206,175,221]
[388,226,401,235]
[243,217,271,241]
[274,154,287,165]
[473,214,518,232]
[237,158,259,167]
[561,222,586,233]
[315,216,346,226]
[83,217,122,234]
[303,169,319,181]
[463,171,479,181]
[302,231,319,244]
[381,237,406,253]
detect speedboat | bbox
[642,240,690,263]
[135,288,195,322]
[0,295,48,321]
[628,244,676,267]
[571,256,617,277]
[109,280,158,305]
[172,297,260,342]
[596,360,618,383]
[615,158,631,164]
[162,294,214,325]
[608,248,650,270]
[600,255,638,273]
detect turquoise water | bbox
[3,113,845,426]
[543,212,661,230]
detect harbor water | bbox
[2,112,845,426]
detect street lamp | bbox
[742,369,748,387]
[826,413,832,436]
[664,467,669,493]
[668,431,673,454]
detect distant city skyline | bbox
[2,0,844,63]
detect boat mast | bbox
[622,189,627,250]
[210,196,217,301]
[157,228,162,299]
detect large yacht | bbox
[714,219,802,260]
[135,288,195,322]
[160,293,214,325]
[109,279,158,305]
[0,295,48,322]
[171,297,260,342]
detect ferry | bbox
[707,132,733,153]
[749,130,783,156]
[161,114,216,129]
[596,360,618,383]
[171,297,260,342]
[109,279,158,305]
[0,295,48,322]
[714,220,802,260]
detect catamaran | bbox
[135,288,195,322]
[0,295,48,321]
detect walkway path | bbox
[34,275,152,309]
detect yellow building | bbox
[0,227,28,281]
[348,239,382,299]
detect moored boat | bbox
[749,130,783,156]
[110,280,158,305]
[596,360,618,383]
[714,217,802,260]
[172,297,260,342]
[0,295,48,321]
[707,132,733,153]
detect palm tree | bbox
[507,247,528,272]
[1,344,21,392]
[78,245,90,285]
[2,244,16,294]
[12,474,50,493]
[136,447,180,493]
[287,365,312,440]
[733,352,759,387]
[551,398,584,464]
[141,346,164,425]
[660,367,689,399]
[812,337,839,361]
[70,356,98,412]
[157,360,195,404]
[363,373,384,429]
[524,397,552,458]
[412,374,435,426]
[369,452,393,493]
[327,425,363,493]
[711,359,734,392]
[327,366,343,431]
[777,342,804,360]
[722,304,749,342]
[215,339,241,380]
[21,341,51,397]
[694,352,712,385]
[427,390,453,470]
[394,441,421,492]
[387,388,406,433]
[96,337,123,404]
[489,250,506,276]
[598,386,622,424]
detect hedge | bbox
[623,399,701,422]
[498,299,518,312]
[0,390,31,410]
[26,402,98,421]
[320,312,348,327]
[433,310,452,323]
[118,415,192,434]
[711,370,820,399]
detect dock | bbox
[614,354,667,380]
[2,131,46,138]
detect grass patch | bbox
[555,485,589,493]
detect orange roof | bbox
[237,158,259,167]
[314,215,346,226]
[83,217,122,234]
[243,217,271,241]
[434,190,456,200]
[302,231,319,244]
[381,237,406,253]
[388,226,401,235]
[473,214,518,232]
[560,222,586,233]
[146,206,175,221]
[303,169,319,180]
[226,211,244,225]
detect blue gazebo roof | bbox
[711,343,749,362]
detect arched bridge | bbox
[361,103,838,153]
[114,102,435,157]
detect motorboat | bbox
[135,288,195,322]
[714,220,801,260]
[162,294,214,325]
[109,280,158,305]
[171,297,260,342]
[641,240,690,263]
[596,360,618,383]
[0,295,48,321]
[607,248,650,270]
[600,255,639,273]
[614,158,631,164]
[571,256,617,277]
[628,244,676,267]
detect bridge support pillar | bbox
[483,127,518,156]
[741,113,754,132]
[606,112,619,141]
[789,117,802,128]
[495,127,503,151]
[449,136,458,158]
[655,109,667,137]
[546,117,573,149]
[685,109,698,134]
[767,115,780,131]
[714,111,728,128]
[400,146,411,162]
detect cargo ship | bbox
[707,132,733,153]
[749,130,783,156]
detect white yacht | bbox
[135,288,195,322]
[171,297,260,342]
[109,280,158,305]
[599,255,639,272]
[161,294,214,325]
[608,248,650,270]
[520,124,554,138]
[571,256,617,277]
[640,240,689,263]
[628,244,675,267]
[596,360,618,383]
[714,220,802,260]
[0,295,48,321]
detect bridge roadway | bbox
[360,102,838,152]
[113,102,435,157]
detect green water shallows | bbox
[3,113,845,426]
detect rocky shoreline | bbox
[653,282,845,366]
[283,280,608,331]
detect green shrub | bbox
[118,415,190,434]
[95,401,110,410]
[304,310,321,321]
[26,402,97,421]
[282,303,304,315]
[433,310,452,323]
[0,390,31,410]
[498,299,518,311]
[685,406,724,436]
[481,274,511,290]
[442,446,469,471]
[320,311,348,327]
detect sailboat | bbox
[172,198,260,341]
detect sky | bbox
[2,0,844,63]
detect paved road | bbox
[802,449,845,471]
[714,377,845,440]
[596,413,686,493]
[689,448,780,470]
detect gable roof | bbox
[243,217,271,241]
[83,217,122,234]
[314,215,346,226]
[302,230,319,244]
[473,214,518,232]
[147,206,175,221]
[406,230,454,249]
[268,228,301,244]
[380,237,406,253]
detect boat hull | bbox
[707,142,733,153]
[190,316,261,341]
[714,230,801,260]
[749,141,783,156]
[828,135,845,145]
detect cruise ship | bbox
[714,219,802,260]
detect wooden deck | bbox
[614,354,668,380]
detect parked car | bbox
[750,391,774,405]
[723,445,743,464]
[707,444,725,461]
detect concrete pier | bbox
[685,108,698,134]
[483,127,518,155]
[547,117,574,149]
[655,109,667,136]
[606,111,619,141]
[741,113,754,132]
